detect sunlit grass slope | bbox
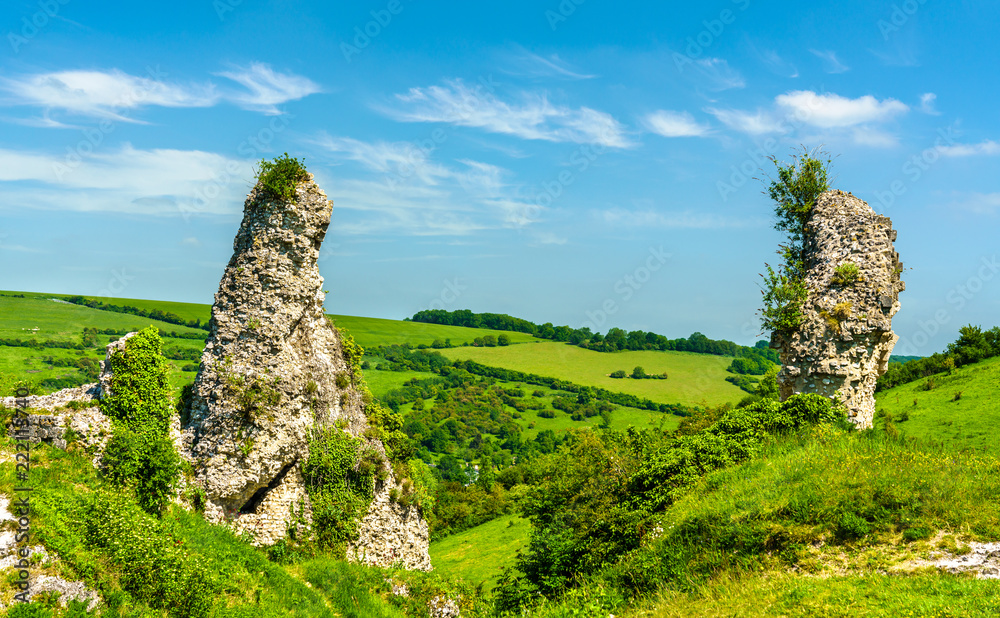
[440,341,745,407]
[875,355,1000,454]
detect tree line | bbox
[408,309,778,361]
[63,296,210,332]
[877,324,1000,391]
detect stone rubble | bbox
[0,497,100,611]
[771,190,904,428]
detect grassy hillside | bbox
[875,354,1000,454]
[0,291,537,396]
[429,515,531,590]
[440,342,745,408]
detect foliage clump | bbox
[255,152,309,201]
[495,394,842,611]
[303,428,376,554]
[831,262,861,286]
[759,148,833,333]
[99,326,181,515]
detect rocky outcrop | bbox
[182,173,430,569]
[2,338,126,455]
[771,190,904,428]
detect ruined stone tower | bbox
[771,190,904,428]
[182,172,430,570]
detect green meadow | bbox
[875,354,1000,454]
[428,515,531,590]
[441,341,745,407]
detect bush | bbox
[72,490,217,617]
[759,148,832,332]
[610,370,627,379]
[99,327,180,514]
[255,152,309,201]
[303,428,375,554]
[831,262,861,286]
[102,429,181,515]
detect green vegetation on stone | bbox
[759,148,832,333]
[255,152,309,202]
[99,326,181,515]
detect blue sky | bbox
[1,0,998,355]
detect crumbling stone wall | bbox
[771,190,904,428]
[181,173,430,569]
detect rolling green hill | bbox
[875,354,1000,454]
[5,291,537,349]
[440,341,745,408]
[428,515,531,590]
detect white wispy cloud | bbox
[0,68,217,121]
[936,140,1000,157]
[707,91,907,147]
[705,107,782,135]
[597,208,767,229]
[689,58,746,90]
[775,91,908,128]
[215,63,321,114]
[313,134,452,186]
[810,49,850,74]
[947,192,1000,215]
[644,110,710,138]
[0,63,319,122]
[384,79,634,148]
[850,127,899,148]
[316,136,548,235]
[742,37,797,78]
[919,93,940,115]
[501,48,597,80]
[0,144,252,215]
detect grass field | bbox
[440,342,745,408]
[0,294,206,340]
[5,290,537,347]
[875,355,1000,454]
[428,515,531,589]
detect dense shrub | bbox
[255,152,309,201]
[99,326,180,514]
[497,394,841,610]
[302,428,375,553]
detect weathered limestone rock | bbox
[182,173,430,570]
[771,190,904,428]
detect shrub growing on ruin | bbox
[303,427,375,554]
[831,262,861,286]
[255,152,309,201]
[758,148,833,333]
[99,327,180,515]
